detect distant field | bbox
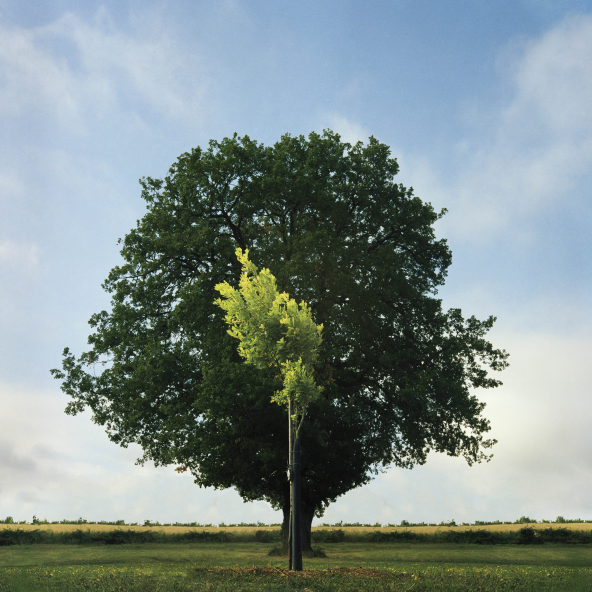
[0,524,276,534]
[3,522,592,534]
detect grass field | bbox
[1,542,591,590]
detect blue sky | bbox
[1,0,592,525]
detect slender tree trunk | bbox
[285,403,314,562]
[288,400,293,570]
[291,436,302,570]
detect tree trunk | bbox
[282,499,314,552]
[291,437,302,570]
[281,502,290,545]
[300,504,315,553]
[288,400,293,569]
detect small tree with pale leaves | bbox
[214,248,323,436]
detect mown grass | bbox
[1,543,592,590]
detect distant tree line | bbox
[2,516,591,526]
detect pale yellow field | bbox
[2,523,592,534]
[0,524,277,534]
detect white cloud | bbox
[323,114,373,145]
[0,9,210,135]
[318,329,592,524]
[503,14,592,139]
[0,383,280,523]
[402,13,592,241]
[0,22,76,121]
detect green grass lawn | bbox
[0,543,591,591]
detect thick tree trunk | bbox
[282,500,314,553]
[300,505,315,553]
[281,502,290,545]
[282,501,315,553]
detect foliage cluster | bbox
[215,248,324,431]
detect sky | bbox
[1,0,592,527]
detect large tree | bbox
[51,131,509,550]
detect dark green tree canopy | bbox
[51,130,508,540]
